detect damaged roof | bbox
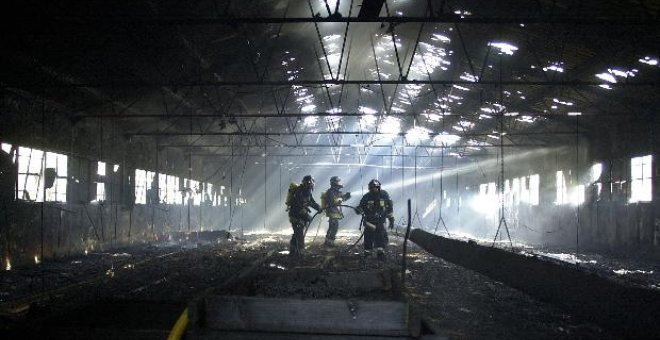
[1,0,659,162]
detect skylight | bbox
[596,72,617,83]
[552,98,574,106]
[639,56,658,66]
[595,68,638,84]
[380,117,401,135]
[405,126,431,145]
[431,34,451,43]
[459,72,478,82]
[435,132,461,146]
[301,104,316,113]
[453,9,473,17]
[543,62,564,73]
[488,42,519,56]
[452,85,470,91]
[359,106,377,114]
[303,116,318,127]
[517,116,536,123]
[423,112,443,122]
[457,120,475,129]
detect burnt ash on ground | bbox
[0,233,648,339]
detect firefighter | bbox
[355,179,394,261]
[286,175,321,257]
[322,176,351,247]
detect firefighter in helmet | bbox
[322,176,351,247]
[355,179,394,261]
[286,175,321,257]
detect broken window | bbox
[183,178,200,205]
[630,155,652,203]
[17,147,45,201]
[164,175,179,205]
[145,171,157,204]
[14,146,67,202]
[45,152,67,202]
[135,169,147,204]
[204,183,213,205]
[590,163,604,202]
[1,142,13,155]
[190,180,200,205]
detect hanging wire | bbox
[575,115,580,262]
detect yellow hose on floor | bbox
[167,308,189,340]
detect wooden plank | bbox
[201,296,411,336]
[191,330,448,340]
[192,330,413,340]
[409,229,660,339]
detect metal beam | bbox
[76,111,647,119]
[50,16,659,25]
[160,143,547,149]
[7,79,659,89]
[192,153,460,158]
[129,131,577,137]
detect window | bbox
[519,176,530,204]
[17,147,45,201]
[630,155,652,203]
[14,146,68,202]
[503,179,512,206]
[158,173,167,203]
[204,183,213,205]
[145,171,157,204]
[182,178,200,205]
[189,179,200,205]
[1,143,13,155]
[94,161,106,202]
[165,175,179,204]
[135,169,147,204]
[590,163,603,182]
[511,177,520,205]
[45,152,67,202]
[529,174,540,206]
[590,163,603,201]
[556,170,568,205]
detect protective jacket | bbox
[288,185,321,219]
[356,190,393,224]
[323,187,349,220]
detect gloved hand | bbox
[354,207,361,215]
[343,192,351,200]
[388,216,395,229]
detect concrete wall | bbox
[0,201,235,267]
[428,125,660,259]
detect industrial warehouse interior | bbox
[1,0,659,339]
